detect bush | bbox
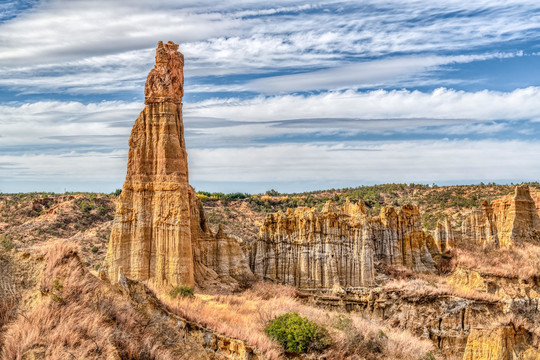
[51,278,64,303]
[79,200,93,213]
[97,204,108,215]
[0,235,14,251]
[421,351,436,360]
[169,285,194,299]
[265,312,330,354]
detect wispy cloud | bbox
[1,1,540,95]
[186,87,540,124]
[246,52,523,93]
[188,140,540,186]
[2,1,540,192]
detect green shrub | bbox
[90,245,99,253]
[97,204,108,215]
[0,235,14,251]
[420,351,436,360]
[114,189,122,197]
[51,278,64,303]
[79,200,93,213]
[265,312,330,354]
[169,285,194,298]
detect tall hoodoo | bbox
[104,41,194,287]
[462,185,540,248]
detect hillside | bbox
[2,184,540,359]
[2,183,539,270]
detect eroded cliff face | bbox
[189,189,253,289]
[104,41,252,289]
[462,185,540,248]
[250,200,439,289]
[462,326,540,360]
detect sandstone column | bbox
[104,41,194,287]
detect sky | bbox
[1,0,540,194]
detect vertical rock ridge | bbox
[104,42,194,287]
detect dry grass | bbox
[160,281,437,360]
[1,242,195,360]
[383,274,500,302]
[454,242,540,279]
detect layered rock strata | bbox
[250,200,439,289]
[299,286,540,359]
[462,326,540,360]
[105,41,252,289]
[462,185,540,248]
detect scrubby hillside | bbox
[2,184,540,359]
[2,183,539,268]
[0,243,262,360]
[0,193,114,268]
[0,242,438,360]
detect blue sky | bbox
[1,0,540,193]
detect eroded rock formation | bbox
[433,218,455,252]
[104,41,252,289]
[462,326,540,360]
[250,200,439,289]
[462,185,540,248]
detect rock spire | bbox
[104,41,253,289]
[104,41,194,287]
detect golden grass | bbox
[1,242,192,360]
[383,274,500,302]
[159,281,436,360]
[454,242,540,279]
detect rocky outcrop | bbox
[297,286,504,358]
[189,190,253,289]
[492,185,540,247]
[250,200,439,289]
[462,201,498,247]
[104,41,252,289]
[462,186,540,248]
[433,218,455,252]
[104,41,195,287]
[449,266,540,300]
[462,326,540,360]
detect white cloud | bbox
[2,86,540,157]
[185,87,540,125]
[0,101,137,148]
[1,1,539,94]
[188,140,540,185]
[246,53,522,93]
[0,150,127,181]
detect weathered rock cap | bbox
[144,40,184,104]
